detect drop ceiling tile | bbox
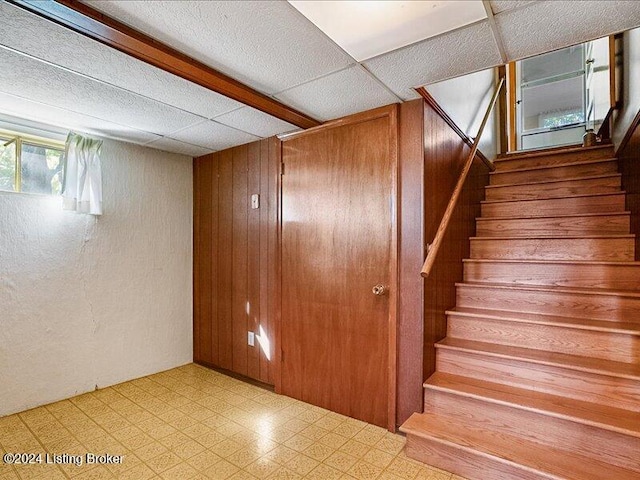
[289,0,487,62]
[213,106,300,138]
[145,137,212,158]
[169,120,261,151]
[0,91,160,145]
[273,65,399,122]
[85,0,355,95]
[364,21,502,100]
[0,2,243,119]
[0,47,203,136]
[489,1,535,15]
[497,0,640,61]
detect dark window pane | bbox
[21,143,64,195]
[0,140,16,192]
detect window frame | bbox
[0,128,66,195]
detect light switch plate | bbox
[248,331,255,346]
[251,194,260,209]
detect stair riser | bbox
[436,348,640,411]
[405,434,551,480]
[476,214,631,237]
[447,315,640,363]
[423,389,640,472]
[490,160,618,186]
[485,176,621,201]
[464,261,640,290]
[482,193,626,217]
[456,284,640,323]
[495,147,615,171]
[469,237,634,261]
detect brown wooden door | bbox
[280,112,396,429]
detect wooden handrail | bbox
[415,86,494,172]
[421,77,505,278]
[596,105,616,142]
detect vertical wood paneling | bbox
[194,139,279,384]
[397,99,425,426]
[268,138,280,387]
[423,102,491,379]
[210,156,220,367]
[232,145,249,376]
[218,149,234,371]
[247,142,261,380]
[193,155,202,363]
[193,154,214,365]
[617,113,640,260]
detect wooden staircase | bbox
[401,144,640,480]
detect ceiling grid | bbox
[0,0,638,156]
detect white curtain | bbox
[61,133,103,215]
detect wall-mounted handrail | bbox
[597,105,616,142]
[420,77,505,278]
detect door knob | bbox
[372,284,388,296]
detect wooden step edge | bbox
[481,191,626,205]
[462,258,640,266]
[476,212,632,222]
[435,338,640,380]
[470,234,635,240]
[485,173,621,190]
[496,143,612,160]
[401,412,637,480]
[400,414,560,480]
[446,307,640,335]
[490,157,618,175]
[424,372,640,438]
[455,281,640,299]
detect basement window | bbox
[0,131,65,195]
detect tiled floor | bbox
[0,364,463,480]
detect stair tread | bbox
[470,234,635,240]
[436,338,640,379]
[477,211,631,221]
[448,307,640,334]
[456,281,640,299]
[490,157,618,175]
[496,144,612,160]
[481,191,625,205]
[425,372,640,438]
[401,412,638,480]
[485,173,621,189]
[462,258,640,266]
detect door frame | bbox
[275,104,399,431]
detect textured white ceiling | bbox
[213,107,300,138]
[85,0,355,95]
[144,137,212,158]
[274,65,400,121]
[489,1,535,15]
[364,21,503,100]
[288,1,487,62]
[169,120,261,151]
[0,91,160,145]
[0,2,244,121]
[496,1,640,61]
[1,0,639,158]
[0,47,205,135]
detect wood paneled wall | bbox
[397,99,425,426]
[423,102,491,378]
[193,137,279,384]
[617,111,640,260]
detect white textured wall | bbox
[613,27,640,148]
[427,68,500,160]
[0,139,193,416]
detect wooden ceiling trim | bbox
[7,0,321,130]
